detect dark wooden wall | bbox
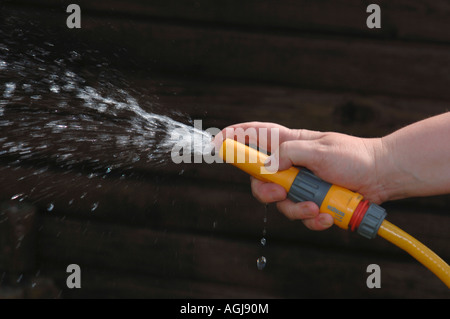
[0,1,449,298]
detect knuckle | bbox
[277,201,296,220]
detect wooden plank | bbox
[2,162,449,262]
[10,0,450,43]
[133,74,450,138]
[2,6,450,100]
[42,266,276,298]
[37,216,450,298]
[79,17,450,100]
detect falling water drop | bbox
[256,256,267,270]
[257,204,268,270]
[260,237,266,246]
[91,202,99,211]
[47,203,54,211]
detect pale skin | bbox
[215,112,450,231]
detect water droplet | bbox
[260,237,266,246]
[16,273,23,283]
[91,202,99,211]
[49,84,60,93]
[106,167,111,174]
[47,203,54,211]
[4,82,16,98]
[11,193,24,200]
[257,256,266,270]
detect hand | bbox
[215,122,385,231]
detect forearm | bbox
[378,112,450,201]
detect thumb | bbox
[265,140,317,172]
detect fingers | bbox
[266,140,318,171]
[250,177,287,203]
[213,122,321,153]
[291,128,325,141]
[250,177,334,231]
[276,199,334,231]
[213,122,286,153]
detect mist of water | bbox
[0,14,213,209]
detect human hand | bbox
[215,122,385,231]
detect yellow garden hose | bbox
[378,220,450,288]
[219,138,450,288]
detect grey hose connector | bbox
[357,203,387,239]
[288,169,332,207]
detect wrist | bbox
[374,135,417,202]
[362,136,403,203]
[362,137,391,203]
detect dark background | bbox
[0,0,449,298]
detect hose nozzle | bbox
[219,138,385,235]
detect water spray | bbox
[219,138,450,288]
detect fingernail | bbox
[319,214,334,227]
[264,157,271,167]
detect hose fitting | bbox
[357,203,387,239]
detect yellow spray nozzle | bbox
[219,138,365,230]
[219,138,299,192]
